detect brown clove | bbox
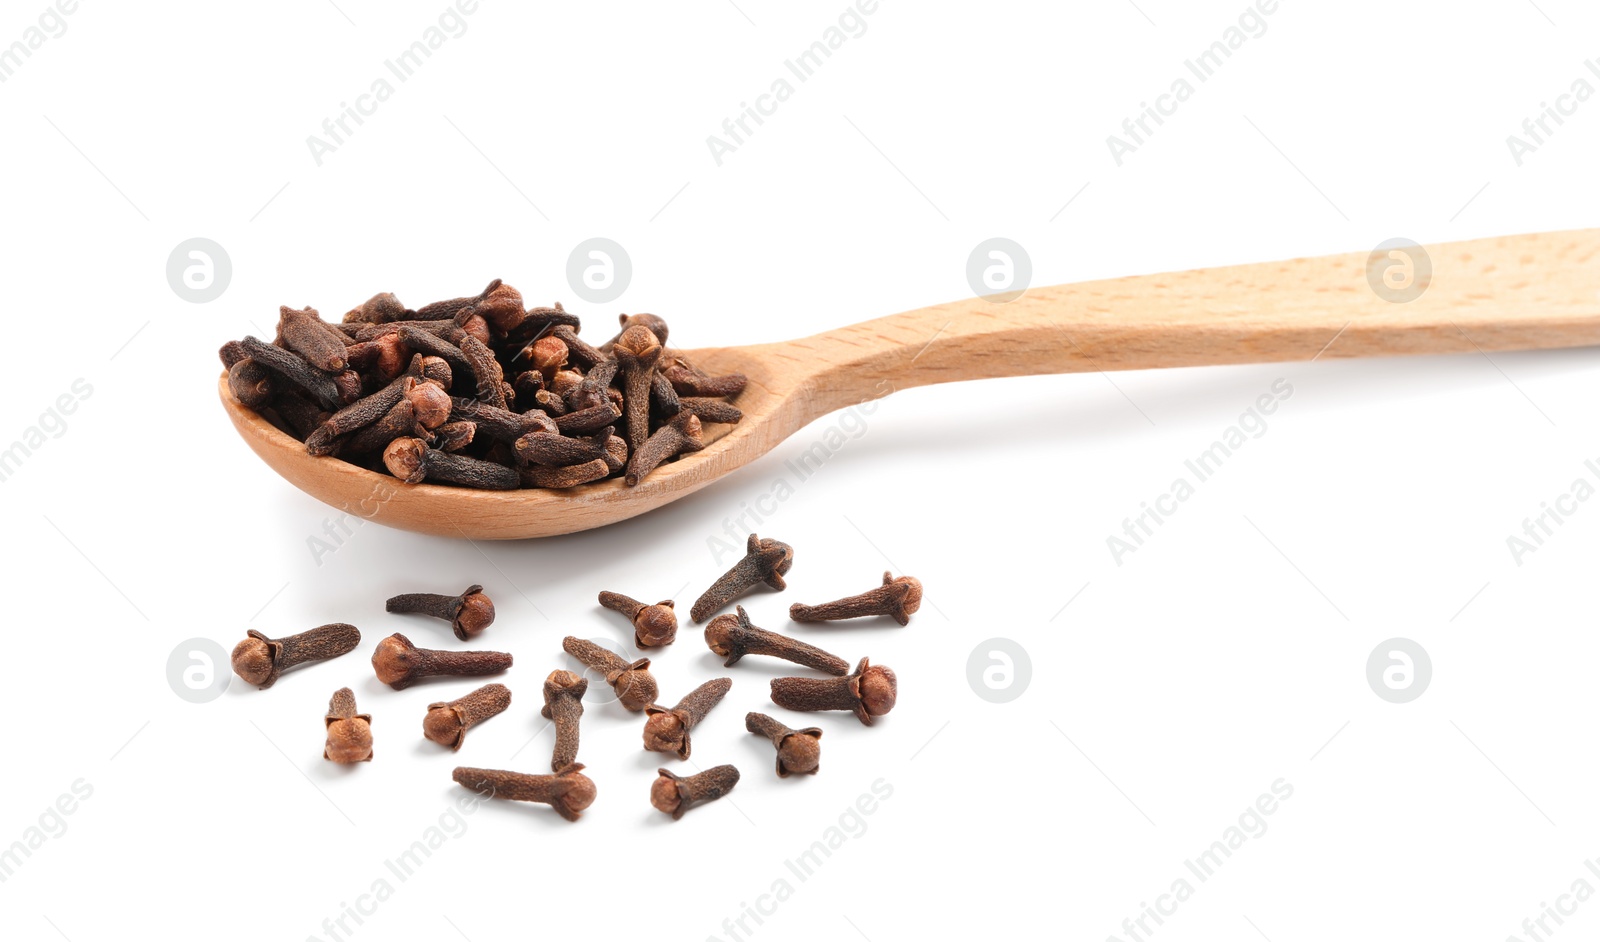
[540,670,588,771]
[452,764,595,822]
[651,765,740,820]
[643,677,732,759]
[746,712,822,777]
[690,533,795,623]
[790,572,923,626]
[324,687,373,763]
[598,591,678,648]
[385,584,495,641]
[423,683,511,751]
[232,623,361,690]
[371,633,512,690]
[770,657,897,726]
[561,636,659,711]
[705,606,849,675]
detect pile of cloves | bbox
[225,538,924,824]
[219,284,748,489]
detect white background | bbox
[1,1,1598,940]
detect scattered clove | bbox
[770,657,897,726]
[324,687,373,763]
[705,606,849,675]
[690,533,795,623]
[385,584,495,640]
[643,677,732,759]
[651,765,740,820]
[540,670,588,771]
[452,764,595,822]
[598,591,678,648]
[423,683,511,751]
[746,712,822,777]
[371,633,512,690]
[790,572,924,626]
[562,637,658,711]
[231,623,361,689]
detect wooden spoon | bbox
[221,230,1600,539]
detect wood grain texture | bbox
[220,230,1600,539]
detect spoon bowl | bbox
[222,230,1600,538]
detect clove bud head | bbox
[889,574,924,617]
[371,634,420,686]
[650,774,684,815]
[326,718,373,764]
[642,712,685,754]
[777,733,822,775]
[559,772,599,817]
[610,665,659,712]
[703,614,740,657]
[615,324,662,360]
[455,591,495,639]
[423,705,465,748]
[230,637,274,687]
[857,664,898,717]
[382,437,429,484]
[635,602,677,648]
[406,382,453,430]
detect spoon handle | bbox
[778,230,1600,416]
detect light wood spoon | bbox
[221,230,1600,539]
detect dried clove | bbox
[705,606,849,675]
[385,584,495,640]
[598,591,678,648]
[432,420,477,452]
[601,313,670,353]
[746,712,822,777]
[450,398,556,443]
[371,632,512,690]
[651,765,739,820]
[514,428,611,467]
[540,670,588,771]
[526,336,568,385]
[643,677,732,759]
[324,687,373,763]
[690,533,795,623]
[790,572,924,626]
[231,623,361,689]
[520,458,610,489]
[227,359,275,409]
[304,375,417,456]
[278,305,348,372]
[423,683,511,751]
[239,336,353,410]
[612,324,663,457]
[343,292,406,324]
[678,397,743,425]
[624,412,703,486]
[553,402,623,435]
[770,657,897,726]
[452,764,595,822]
[601,433,629,474]
[383,437,519,489]
[561,636,658,711]
[339,398,418,457]
[663,358,747,398]
[452,329,507,409]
